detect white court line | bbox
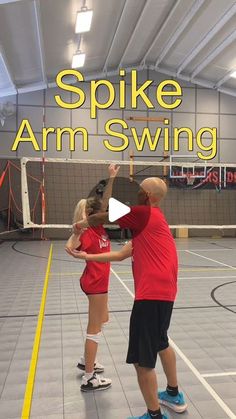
[118,275,236,282]
[186,250,236,272]
[178,248,236,252]
[202,372,236,378]
[179,275,236,280]
[111,268,134,298]
[110,267,236,419]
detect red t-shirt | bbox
[79,226,110,294]
[118,206,178,301]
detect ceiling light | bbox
[75,8,93,33]
[230,70,236,78]
[72,51,86,68]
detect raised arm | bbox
[67,241,132,262]
[100,164,120,211]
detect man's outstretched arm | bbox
[74,211,109,231]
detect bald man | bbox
[73,178,187,419]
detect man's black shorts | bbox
[126,300,174,368]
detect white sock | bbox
[84,371,94,380]
[80,355,85,364]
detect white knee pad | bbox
[86,332,101,344]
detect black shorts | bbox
[126,300,174,368]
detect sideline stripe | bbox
[178,248,236,252]
[21,244,53,419]
[202,372,236,378]
[116,275,236,282]
[111,267,236,419]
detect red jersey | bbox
[118,206,178,301]
[79,226,110,294]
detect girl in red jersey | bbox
[66,164,120,392]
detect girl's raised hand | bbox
[108,164,120,178]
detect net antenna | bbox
[0,102,16,127]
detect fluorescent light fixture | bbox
[230,70,236,78]
[72,52,86,68]
[75,8,93,33]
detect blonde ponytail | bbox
[73,199,87,223]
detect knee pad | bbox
[86,332,101,344]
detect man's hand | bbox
[72,222,80,234]
[73,220,88,233]
[108,164,120,178]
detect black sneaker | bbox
[80,373,112,392]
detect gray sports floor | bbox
[0,238,236,419]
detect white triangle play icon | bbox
[108,198,130,222]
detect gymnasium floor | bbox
[0,238,236,419]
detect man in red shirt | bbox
[72,177,187,419]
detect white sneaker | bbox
[77,356,104,373]
[80,373,112,392]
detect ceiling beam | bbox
[191,29,236,79]
[154,64,236,97]
[155,0,205,68]
[141,0,182,66]
[27,63,236,99]
[118,0,152,68]
[0,47,17,96]
[0,88,17,98]
[87,64,236,97]
[17,81,47,94]
[218,87,236,97]
[150,64,215,88]
[33,0,47,85]
[177,3,236,75]
[215,69,235,88]
[103,0,129,72]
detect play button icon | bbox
[87,174,151,235]
[108,198,130,222]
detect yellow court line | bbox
[21,244,53,419]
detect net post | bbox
[41,96,47,240]
[21,157,32,228]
